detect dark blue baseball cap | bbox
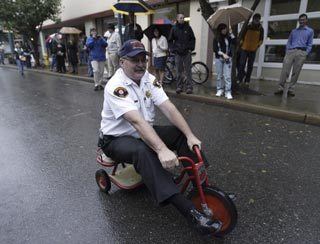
[119,39,149,58]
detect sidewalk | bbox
[1,64,320,126]
[165,77,320,126]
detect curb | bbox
[1,64,94,83]
[1,65,320,127]
[305,113,320,126]
[166,91,320,127]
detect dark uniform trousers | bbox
[100,125,208,204]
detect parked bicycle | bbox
[164,52,209,85]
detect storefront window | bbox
[270,0,300,16]
[306,45,320,64]
[308,18,320,39]
[268,20,297,39]
[153,6,177,24]
[264,45,320,64]
[96,16,117,36]
[307,0,320,12]
[264,45,286,62]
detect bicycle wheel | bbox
[188,186,237,238]
[163,60,175,84]
[191,61,209,84]
[163,64,174,84]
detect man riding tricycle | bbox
[95,39,237,237]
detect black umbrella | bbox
[112,0,154,15]
[143,24,172,40]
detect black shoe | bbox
[98,85,104,90]
[186,88,193,94]
[288,90,295,97]
[94,86,99,91]
[188,209,222,235]
[274,90,283,95]
[176,87,183,94]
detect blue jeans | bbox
[16,59,24,75]
[215,58,232,92]
[51,54,56,71]
[80,51,88,65]
[87,55,93,77]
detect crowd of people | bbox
[11,12,314,99]
[213,12,314,99]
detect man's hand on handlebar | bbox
[158,147,179,169]
[187,134,202,151]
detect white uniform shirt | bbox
[100,68,169,138]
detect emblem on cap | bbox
[114,87,128,98]
[153,79,162,88]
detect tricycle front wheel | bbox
[187,186,237,238]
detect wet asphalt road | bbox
[0,68,320,244]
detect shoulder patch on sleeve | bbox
[113,87,128,98]
[153,79,162,88]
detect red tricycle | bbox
[95,146,237,238]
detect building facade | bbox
[41,0,320,85]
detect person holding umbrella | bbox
[152,27,168,84]
[54,34,67,73]
[213,23,236,100]
[207,3,252,99]
[124,12,144,42]
[67,37,79,74]
[48,33,58,71]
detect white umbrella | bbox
[207,3,253,29]
[59,27,82,34]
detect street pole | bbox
[39,31,49,67]
[117,13,123,43]
[8,32,14,53]
[115,0,123,43]
[8,32,14,64]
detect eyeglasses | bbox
[123,56,148,64]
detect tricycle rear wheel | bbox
[187,186,237,238]
[95,169,111,193]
